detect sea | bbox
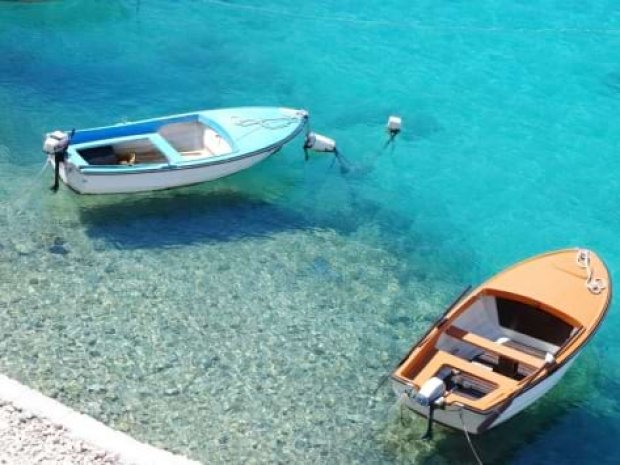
[1,1,619,464]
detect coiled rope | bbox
[232,116,300,130]
[576,248,607,295]
[201,0,620,36]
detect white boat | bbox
[43,107,308,194]
[391,248,611,437]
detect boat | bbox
[43,107,309,194]
[390,248,611,437]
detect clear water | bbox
[1,1,620,464]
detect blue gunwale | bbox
[71,113,200,144]
[66,107,307,175]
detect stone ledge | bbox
[0,374,201,465]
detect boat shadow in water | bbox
[78,190,315,249]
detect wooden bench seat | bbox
[445,326,545,369]
[412,350,517,390]
[407,349,520,411]
[437,350,519,387]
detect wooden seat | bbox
[445,326,545,369]
[202,128,231,155]
[179,129,232,159]
[438,351,519,388]
[406,349,519,411]
[412,350,517,390]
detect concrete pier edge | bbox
[0,374,201,465]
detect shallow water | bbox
[1,1,620,464]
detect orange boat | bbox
[391,248,611,437]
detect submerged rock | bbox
[14,242,36,256]
[603,71,620,94]
[49,244,69,255]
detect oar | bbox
[373,284,473,395]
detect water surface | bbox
[1,1,619,463]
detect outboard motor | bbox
[43,130,73,192]
[415,377,446,440]
[385,115,402,148]
[43,130,70,156]
[303,132,337,160]
[415,377,446,407]
[303,131,351,174]
[386,115,402,137]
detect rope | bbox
[397,387,482,463]
[231,116,301,130]
[576,249,607,295]
[398,392,407,426]
[400,394,484,464]
[2,158,49,214]
[201,0,620,36]
[458,409,485,465]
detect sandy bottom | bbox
[0,179,467,464]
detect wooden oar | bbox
[373,284,473,395]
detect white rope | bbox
[230,114,307,143]
[458,409,484,465]
[2,158,49,213]
[201,0,620,36]
[231,116,301,130]
[576,249,607,295]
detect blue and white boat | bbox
[43,107,309,194]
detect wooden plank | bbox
[438,351,518,388]
[445,326,544,369]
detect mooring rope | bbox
[201,0,620,36]
[2,158,49,214]
[576,248,607,295]
[458,409,485,465]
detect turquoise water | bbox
[1,0,620,463]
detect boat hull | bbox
[53,148,276,194]
[392,357,575,434]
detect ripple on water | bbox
[0,180,469,464]
[2,1,620,464]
